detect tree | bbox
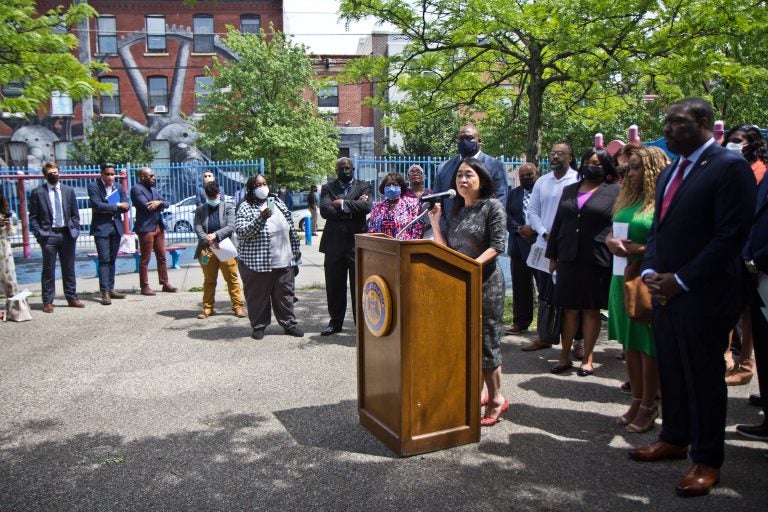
[0,0,109,114]
[196,27,339,190]
[69,117,154,166]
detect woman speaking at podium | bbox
[428,157,508,426]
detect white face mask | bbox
[726,142,745,153]
[254,186,269,200]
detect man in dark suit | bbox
[88,163,130,305]
[505,163,540,335]
[28,161,84,312]
[130,166,177,296]
[433,124,508,214]
[631,98,756,497]
[318,157,372,335]
[736,170,768,443]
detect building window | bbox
[97,15,117,54]
[146,15,166,52]
[318,84,339,108]
[195,76,214,112]
[193,15,214,53]
[148,76,168,111]
[51,91,73,116]
[240,15,261,34]
[100,77,120,115]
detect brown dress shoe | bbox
[505,324,527,335]
[676,464,720,497]
[233,307,246,318]
[162,284,178,293]
[141,288,157,296]
[629,441,688,462]
[42,303,54,313]
[197,309,213,319]
[108,290,126,299]
[67,299,85,308]
[101,292,112,306]
[521,340,552,351]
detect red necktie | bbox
[660,158,690,221]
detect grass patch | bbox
[299,281,325,291]
[102,457,127,465]
[188,286,204,292]
[503,294,539,330]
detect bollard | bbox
[304,214,312,245]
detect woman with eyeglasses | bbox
[368,172,425,240]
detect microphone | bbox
[419,189,456,203]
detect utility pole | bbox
[75,0,93,135]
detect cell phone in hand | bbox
[267,196,275,210]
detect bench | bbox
[87,246,187,277]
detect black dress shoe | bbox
[550,361,573,374]
[577,367,594,377]
[321,324,342,336]
[736,423,768,441]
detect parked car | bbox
[162,195,235,232]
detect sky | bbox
[283,0,392,54]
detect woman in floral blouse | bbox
[368,173,425,240]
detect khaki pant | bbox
[199,250,244,311]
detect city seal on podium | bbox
[362,275,392,337]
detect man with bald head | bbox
[505,163,540,335]
[130,166,177,295]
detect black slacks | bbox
[324,249,356,327]
[510,251,539,328]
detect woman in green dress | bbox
[606,145,670,433]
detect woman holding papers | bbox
[193,181,245,319]
[428,157,508,426]
[546,147,620,377]
[606,145,668,432]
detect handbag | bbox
[5,289,32,322]
[537,278,562,345]
[623,260,653,323]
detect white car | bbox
[162,195,235,232]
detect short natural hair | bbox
[42,161,58,174]
[672,97,714,129]
[204,181,220,198]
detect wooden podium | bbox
[355,233,482,456]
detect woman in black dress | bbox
[428,157,508,426]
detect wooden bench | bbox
[87,246,187,277]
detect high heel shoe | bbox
[616,398,641,426]
[480,399,510,426]
[626,405,659,433]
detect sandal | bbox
[480,399,510,426]
[616,398,641,426]
[626,405,659,433]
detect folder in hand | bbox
[107,190,120,205]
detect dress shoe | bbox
[67,299,85,308]
[749,394,764,407]
[735,423,768,441]
[162,284,178,293]
[101,292,112,306]
[42,303,54,313]
[233,307,246,318]
[141,288,156,296]
[108,290,126,299]
[521,340,552,351]
[197,309,213,319]
[251,329,265,340]
[577,366,594,377]
[629,441,688,462]
[480,399,510,426]
[550,361,573,374]
[284,326,304,337]
[505,324,527,335]
[321,324,342,336]
[675,464,720,497]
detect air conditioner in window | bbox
[153,105,168,114]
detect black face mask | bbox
[583,165,605,181]
[519,177,535,190]
[457,139,479,157]
[337,168,354,183]
[45,173,59,185]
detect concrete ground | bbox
[1,238,766,511]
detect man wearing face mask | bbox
[434,124,508,219]
[28,161,83,312]
[131,166,178,296]
[318,157,373,336]
[195,171,216,207]
[505,163,541,335]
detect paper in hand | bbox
[211,237,238,261]
[612,222,630,275]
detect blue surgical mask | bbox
[383,185,401,200]
[207,198,221,207]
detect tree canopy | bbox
[69,117,154,167]
[196,27,339,190]
[0,0,109,115]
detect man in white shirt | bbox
[521,142,578,351]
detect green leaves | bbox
[69,117,154,166]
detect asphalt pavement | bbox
[1,236,767,511]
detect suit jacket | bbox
[746,174,768,272]
[506,185,534,260]
[193,201,235,259]
[642,143,756,315]
[546,181,620,267]
[434,151,509,210]
[88,180,128,237]
[28,183,80,241]
[130,183,169,233]
[319,178,373,257]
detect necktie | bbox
[53,186,64,227]
[522,189,531,224]
[660,158,690,221]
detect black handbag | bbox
[537,278,562,345]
